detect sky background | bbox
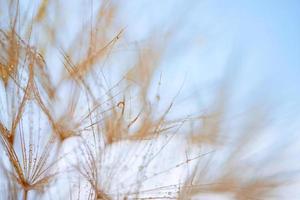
[114,0,300,122]
[11,0,299,110]
[113,1,300,165]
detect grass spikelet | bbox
[0,0,298,200]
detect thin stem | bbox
[23,189,28,200]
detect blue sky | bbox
[118,0,300,115]
[3,0,299,119]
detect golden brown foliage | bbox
[0,1,298,200]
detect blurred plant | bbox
[0,0,298,200]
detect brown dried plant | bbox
[0,0,298,200]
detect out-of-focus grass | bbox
[0,0,299,199]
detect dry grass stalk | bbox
[0,0,298,200]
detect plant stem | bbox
[23,190,28,200]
